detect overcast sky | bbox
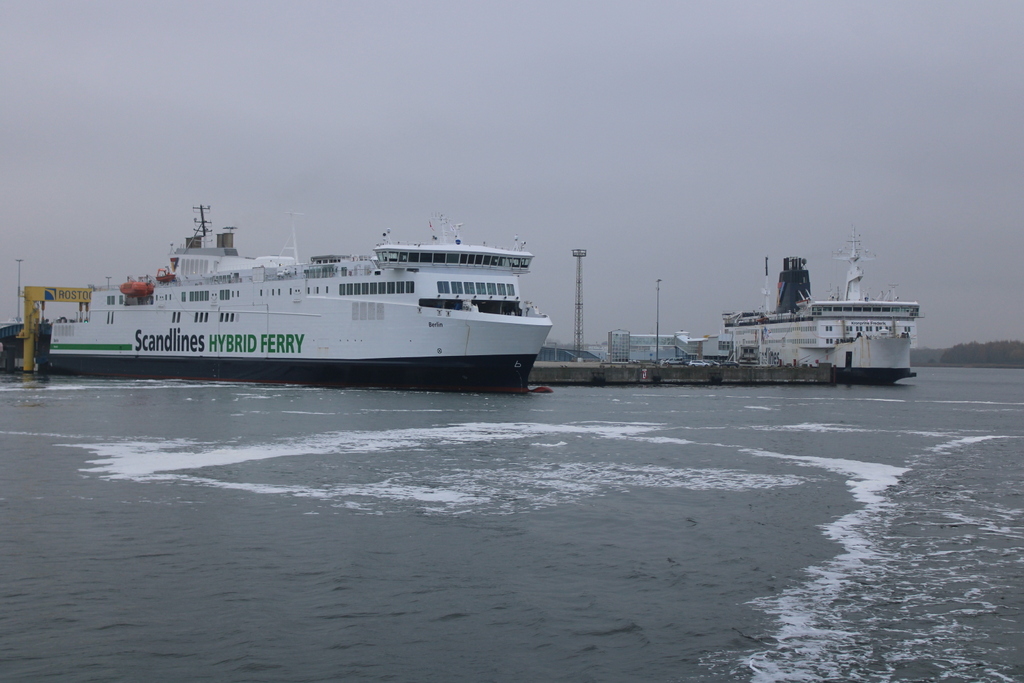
[3,1,1022,347]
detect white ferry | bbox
[723,234,922,384]
[46,208,552,392]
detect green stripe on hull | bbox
[50,343,133,351]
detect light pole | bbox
[16,259,23,322]
[572,249,587,357]
[106,276,112,290]
[655,278,662,364]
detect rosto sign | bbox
[23,286,93,303]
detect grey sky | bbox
[3,1,1022,347]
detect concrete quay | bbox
[529,361,834,386]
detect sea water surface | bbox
[1,367,1022,682]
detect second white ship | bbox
[723,233,922,384]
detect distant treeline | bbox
[913,341,1024,366]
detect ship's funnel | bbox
[776,256,811,314]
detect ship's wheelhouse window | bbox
[451,281,463,294]
[360,282,369,295]
[407,281,414,293]
[474,254,483,265]
[369,282,378,295]
[507,284,515,296]
[482,255,492,266]
[398,252,408,262]
[486,282,497,295]
[436,281,451,294]
[408,252,420,263]
[446,253,459,264]
[497,283,507,295]
[459,254,468,264]
[475,282,486,294]
[463,282,475,295]
[434,253,447,264]
[387,281,396,294]
[396,281,405,294]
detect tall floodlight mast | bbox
[572,249,587,356]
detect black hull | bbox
[834,366,916,385]
[43,353,538,393]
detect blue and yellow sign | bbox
[23,286,92,303]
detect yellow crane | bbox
[17,286,92,372]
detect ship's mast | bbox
[833,230,874,301]
[191,205,212,247]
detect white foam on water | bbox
[920,399,1024,406]
[751,422,873,434]
[745,405,775,411]
[67,421,810,514]
[927,434,1014,453]
[735,448,909,681]
[731,431,1023,682]
[69,421,663,481]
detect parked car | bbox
[686,360,713,367]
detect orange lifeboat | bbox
[155,268,176,284]
[120,278,155,298]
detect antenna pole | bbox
[655,278,662,364]
[572,249,587,357]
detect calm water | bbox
[1,368,1022,682]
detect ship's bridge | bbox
[374,244,532,272]
[810,302,922,318]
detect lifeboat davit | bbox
[155,268,176,284]
[120,278,155,297]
